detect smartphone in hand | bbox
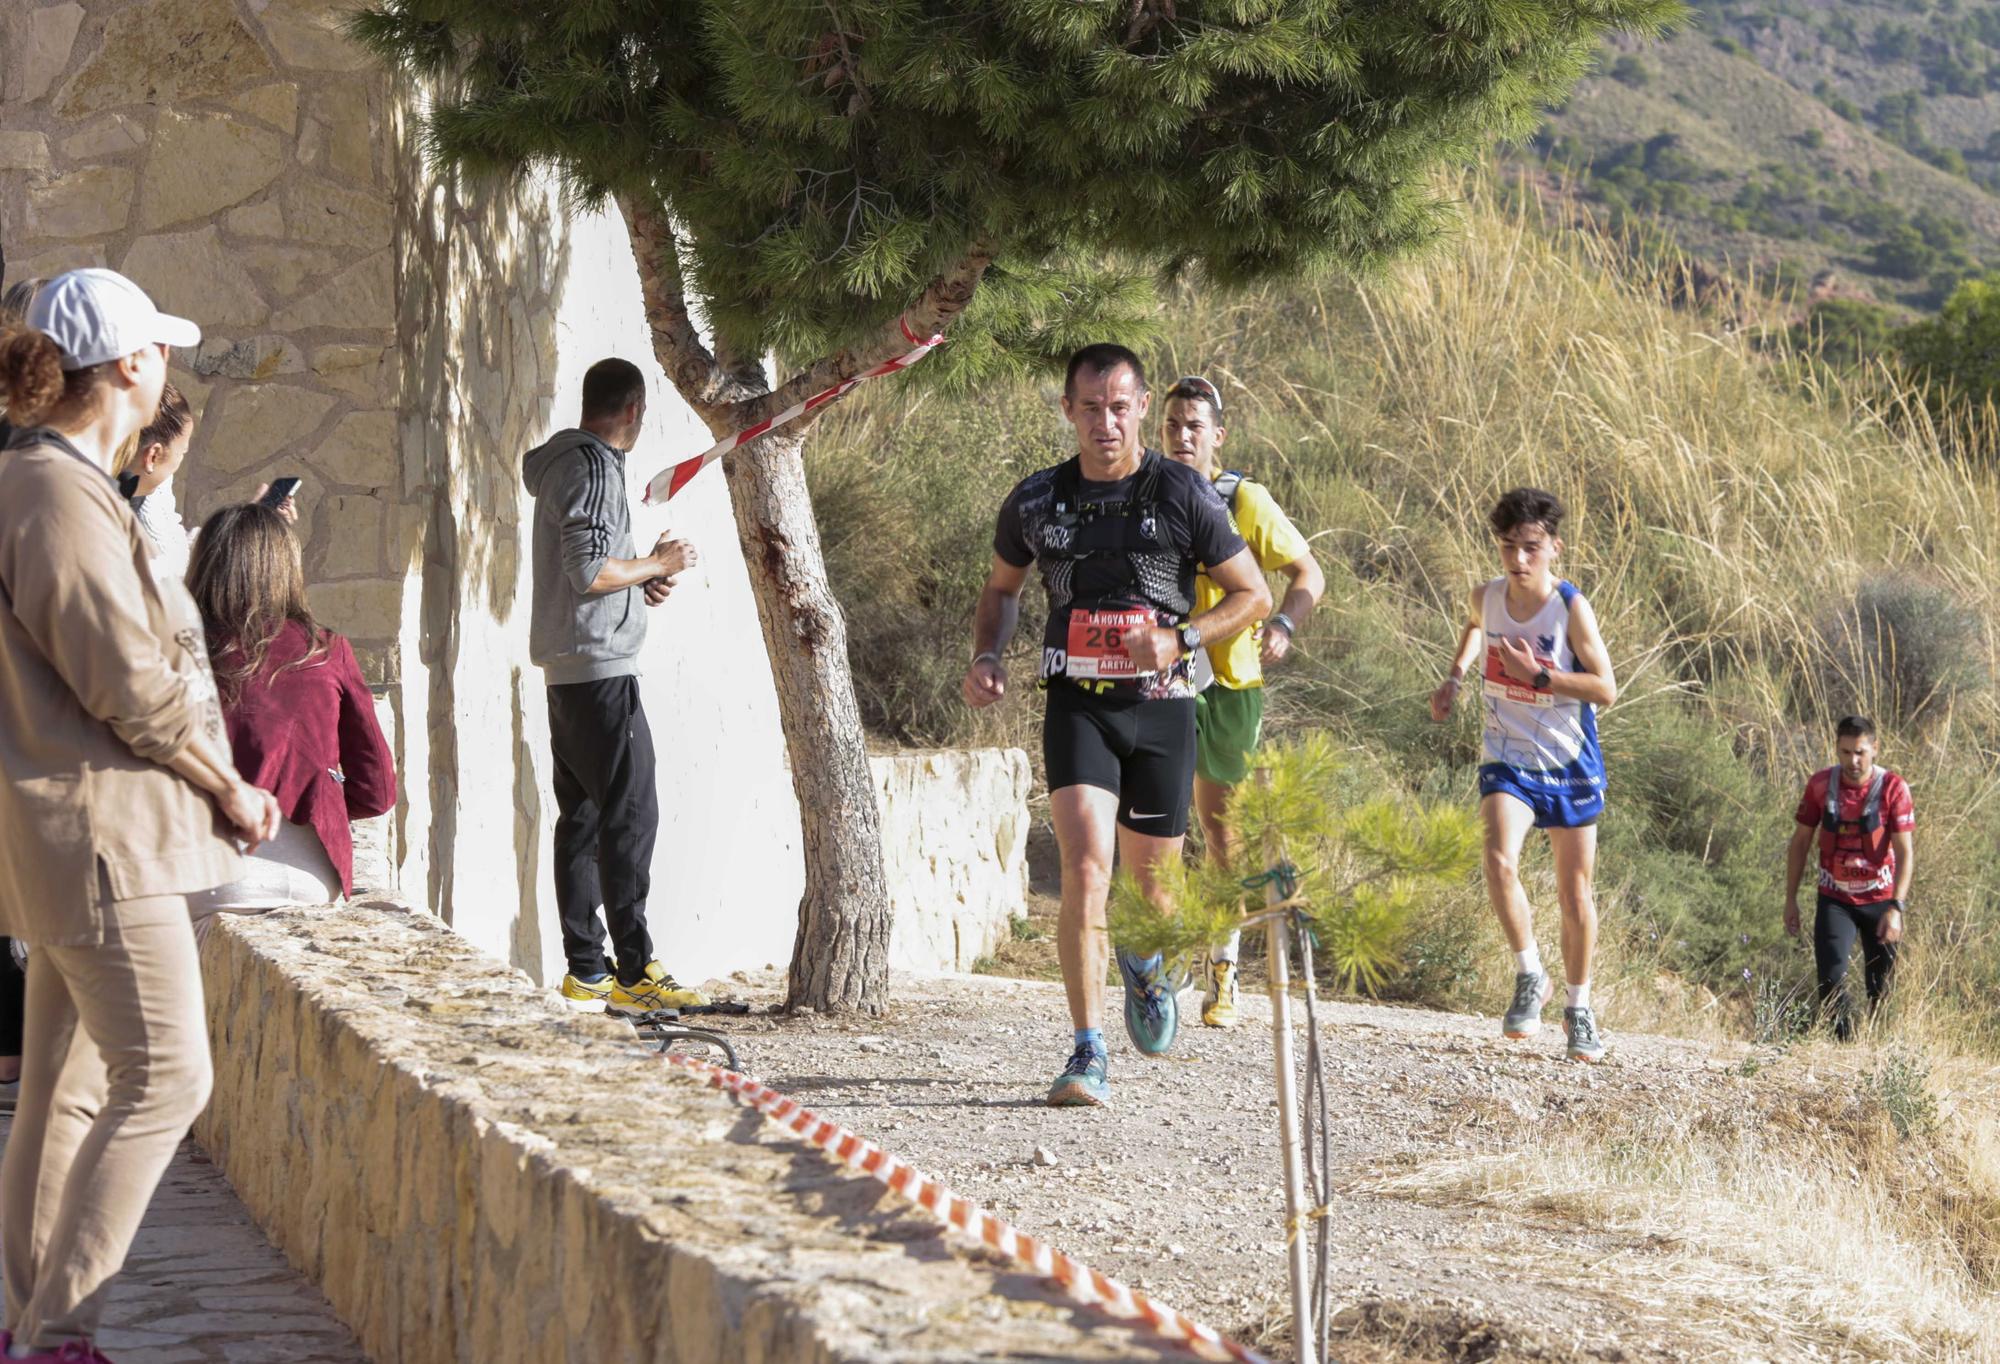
[259,476,303,508]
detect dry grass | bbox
[1357,1043,2000,1361]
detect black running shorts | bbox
[1042,683,1197,836]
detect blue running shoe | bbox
[1118,948,1178,1056]
[1047,1044,1109,1107]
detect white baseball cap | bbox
[26,268,200,371]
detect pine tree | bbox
[351,0,1680,1015]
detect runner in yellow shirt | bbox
[1161,376,1325,1026]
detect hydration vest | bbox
[1212,468,1250,514]
[1038,453,1187,617]
[1819,767,1886,859]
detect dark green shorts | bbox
[1194,684,1265,787]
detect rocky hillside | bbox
[1528,0,2000,315]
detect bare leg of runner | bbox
[1052,784,1120,1033]
[1549,824,1599,991]
[1480,791,1539,951]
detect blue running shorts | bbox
[1478,762,1603,829]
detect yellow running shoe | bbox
[559,972,614,1014]
[608,961,710,1015]
[1201,960,1239,1028]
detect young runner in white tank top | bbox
[1431,489,1618,1063]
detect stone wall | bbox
[879,749,1031,974]
[196,905,1166,1363]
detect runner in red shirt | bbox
[1784,715,1914,1040]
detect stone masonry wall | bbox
[196,904,1167,1363]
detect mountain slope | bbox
[1527,7,2000,313]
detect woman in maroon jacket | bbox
[183,504,396,926]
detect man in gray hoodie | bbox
[522,357,705,1015]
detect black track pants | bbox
[1813,895,1898,1042]
[547,677,658,985]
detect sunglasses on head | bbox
[1170,375,1223,415]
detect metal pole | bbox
[1258,770,1317,1364]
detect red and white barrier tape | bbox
[642,319,945,504]
[660,1051,1274,1364]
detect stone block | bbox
[237,243,346,299]
[284,177,392,251]
[257,0,371,72]
[0,133,51,171]
[60,0,270,117]
[140,111,286,230]
[308,410,398,489]
[312,493,387,579]
[60,116,147,160]
[5,3,83,104]
[202,384,338,475]
[314,80,375,184]
[271,253,393,333]
[190,334,305,381]
[308,578,402,640]
[27,165,133,238]
[225,199,286,240]
[310,344,391,402]
[122,227,270,330]
[873,749,1032,973]
[229,83,299,135]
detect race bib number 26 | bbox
[1064,608,1155,679]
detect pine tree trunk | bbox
[718,429,892,1014]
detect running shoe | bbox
[1502,969,1553,1039]
[1564,1006,1608,1063]
[1118,948,1178,1055]
[559,972,614,1013]
[1201,959,1239,1029]
[1046,1044,1109,1107]
[608,962,710,1015]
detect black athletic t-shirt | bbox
[994,450,1245,700]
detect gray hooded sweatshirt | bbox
[523,429,647,685]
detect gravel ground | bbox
[678,967,1774,1363]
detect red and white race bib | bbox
[1064,608,1155,680]
[1482,642,1556,707]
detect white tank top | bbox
[1479,577,1601,775]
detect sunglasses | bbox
[1170,375,1223,416]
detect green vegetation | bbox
[1103,735,1477,995]
[807,190,2000,1049]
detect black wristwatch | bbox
[1532,666,1552,690]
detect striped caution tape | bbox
[660,1051,1275,1364]
[642,319,945,504]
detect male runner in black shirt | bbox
[964,344,1268,1106]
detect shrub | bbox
[1610,55,1651,88]
[1818,574,1988,725]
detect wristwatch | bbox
[1177,621,1204,651]
[1267,611,1297,636]
[1532,666,1552,690]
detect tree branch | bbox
[618,194,765,416]
[739,238,997,432]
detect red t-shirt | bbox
[1794,768,1914,906]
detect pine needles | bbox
[1105,734,1478,993]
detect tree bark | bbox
[718,430,892,1013]
[619,195,991,1014]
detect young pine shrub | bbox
[1105,734,1478,996]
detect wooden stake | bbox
[1257,769,1317,1364]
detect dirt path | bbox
[685,968,1906,1363]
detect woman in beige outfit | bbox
[0,269,280,1361]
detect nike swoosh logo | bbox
[1126,810,1169,819]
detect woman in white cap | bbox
[0,268,281,1362]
